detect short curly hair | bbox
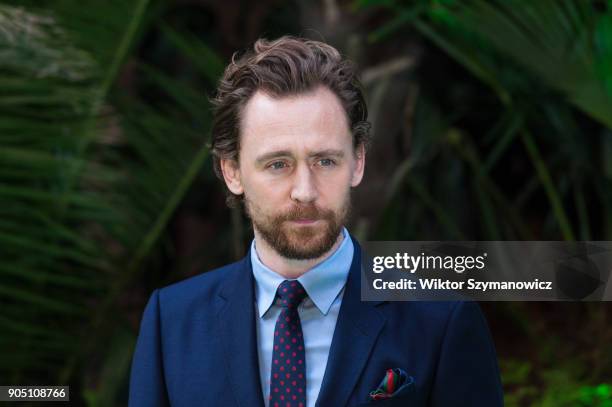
[210,36,371,207]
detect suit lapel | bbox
[217,255,265,407]
[315,238,386,407]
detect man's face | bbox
[221,85,365,260]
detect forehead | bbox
[239,86,351,156]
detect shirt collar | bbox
[251,227,354,318]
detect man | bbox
[129,36,504,407]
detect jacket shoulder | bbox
[156,258,246,315]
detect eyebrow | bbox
[255,150,292,166]
[255,149,345,165]
[311,149,345,159]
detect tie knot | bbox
[276,280,307,308]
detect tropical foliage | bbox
[1,0,611,405]
[1,1,220,404]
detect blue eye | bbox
[269,161,287,170]
[319,158,336,167]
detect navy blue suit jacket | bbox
[129,238,504,406]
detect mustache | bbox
[278,205,334,221]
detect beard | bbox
[245,194,350,260]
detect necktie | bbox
[269,280,307,407]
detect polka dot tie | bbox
[269,280,307,407]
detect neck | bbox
[254,230,345,279]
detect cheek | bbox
[242,173,289,202]
[327,166,353,186]
[317,173,352,202]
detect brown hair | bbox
[210,36,371,207]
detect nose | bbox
[290,163,318,204]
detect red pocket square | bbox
[369,368,415,401]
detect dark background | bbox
[1,0,611,405]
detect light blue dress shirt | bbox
[251,227,354,407]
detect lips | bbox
[291,219,318,224]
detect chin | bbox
[284,222,325,239]
[285,227,338,257]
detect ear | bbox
[351,143,366,187]
[220,158,244,195]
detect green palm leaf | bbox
[0,4,222,394]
